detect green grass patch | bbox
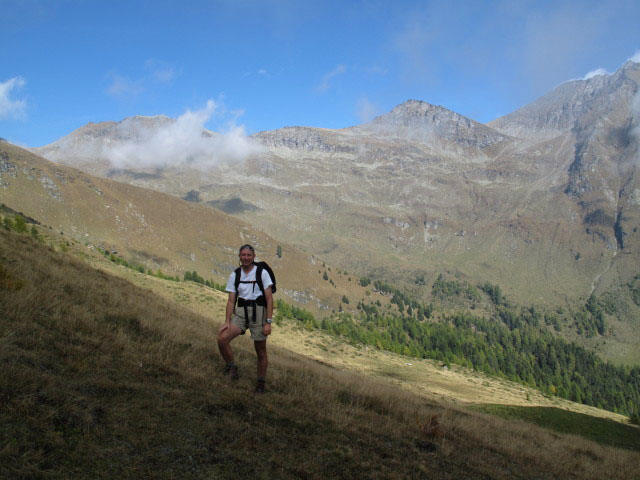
[473,405,640,451]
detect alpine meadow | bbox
[2,2,640,478]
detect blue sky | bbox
[1,0,639,147]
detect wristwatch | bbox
[265,318,273,324]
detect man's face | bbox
[239,248,255,267]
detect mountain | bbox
[355,99,510,149]
[0,141,371,314]
[489,61,640,138]
[490,61,640,267]
[26,63,640,314]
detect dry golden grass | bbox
[1,229,639,479]
[270,322,630,424]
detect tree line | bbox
[274,295,640,418]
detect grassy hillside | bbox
[1,228,640,479]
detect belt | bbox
[237,296,266,323]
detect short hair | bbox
[239,244,255,254]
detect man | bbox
[218,244,273,393]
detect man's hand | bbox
[263,323,272,336]
[219,321,231,335]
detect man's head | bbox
[239,244,256,267]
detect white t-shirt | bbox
[225,264,273,300]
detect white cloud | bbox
[145,59,177,84]
[106,74,144,97]
[102,100,262,169]
[356,97,380,123]
[0,77,27,120]
[315,64,346,93]
[629,50,640,63]
[583,68,609,80]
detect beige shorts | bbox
[231,304,267,341]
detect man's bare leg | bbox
[254,340,268,379]
[217,323,243,364]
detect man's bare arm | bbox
[263,286,273,335]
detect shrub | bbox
[14,215,27,233]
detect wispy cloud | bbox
[390,1,637,99]
[365,65,388,75]
[99,100,261,169]
[356,97,379,123]
[392,14,441,83]
[243,68,271,79]
[106,73,144,97]
[315,64,346,93]
[106,60,178,98]
[519,5,610,92]
[583,68,609,80]
[145,59,178,84]
[0,77,27,120]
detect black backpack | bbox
[233,261,277,297]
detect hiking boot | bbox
[224,365,239,380]
[255,380,265,394]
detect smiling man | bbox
[218,244,274,394]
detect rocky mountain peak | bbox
[489,61,640,139]
[359,99,508,149]
[371,99,468,127]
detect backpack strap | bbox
[233,266,241,311]
[233,267,242,295]
[255,263,265,297]
[234,263,260,300]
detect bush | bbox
[14,215,27,233]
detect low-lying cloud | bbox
[46,100,262,170]
[356,97,380,123]
[0,77,27,120]
[104,100,261,169]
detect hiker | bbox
[218,244,274,393]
